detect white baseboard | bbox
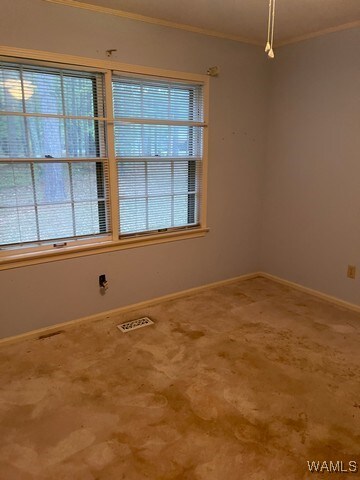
[260,272,360,314]
[2,271,359,347]
[0,272,260,347]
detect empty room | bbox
[0,0,359,478]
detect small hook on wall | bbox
[106,49,117,57]
[207,66,219,77]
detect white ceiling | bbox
[70,0,360,45]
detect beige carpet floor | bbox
[0,277,359,479]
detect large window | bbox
[0,55,207,266]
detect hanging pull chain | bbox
[265,0,272,53]
[265,0,276,59]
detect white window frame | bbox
[0,47,209,270]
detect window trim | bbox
[0,46,209,270]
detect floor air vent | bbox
[117,316,154,333]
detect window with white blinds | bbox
[0,62,110,249]
[0,54,207,261]
[112,76,204,236]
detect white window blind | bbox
[0,62,110,249]
[112,75,204,237]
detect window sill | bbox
[0,227,209,271]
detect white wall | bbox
[0,0,268,337]
[261,29,360,305]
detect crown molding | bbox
[278,20,360,47]
[42,0,263,47]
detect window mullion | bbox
[104,70,119,240]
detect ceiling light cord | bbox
[265,0,272,52]
[269,0,276,58]
[265,0,276,59]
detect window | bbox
[0,62,110,250]
[112,76,204,236]
[0,54,208,267]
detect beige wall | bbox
[0,0,268,337]
[261,29,360,304]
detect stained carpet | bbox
[0,277,359,479]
